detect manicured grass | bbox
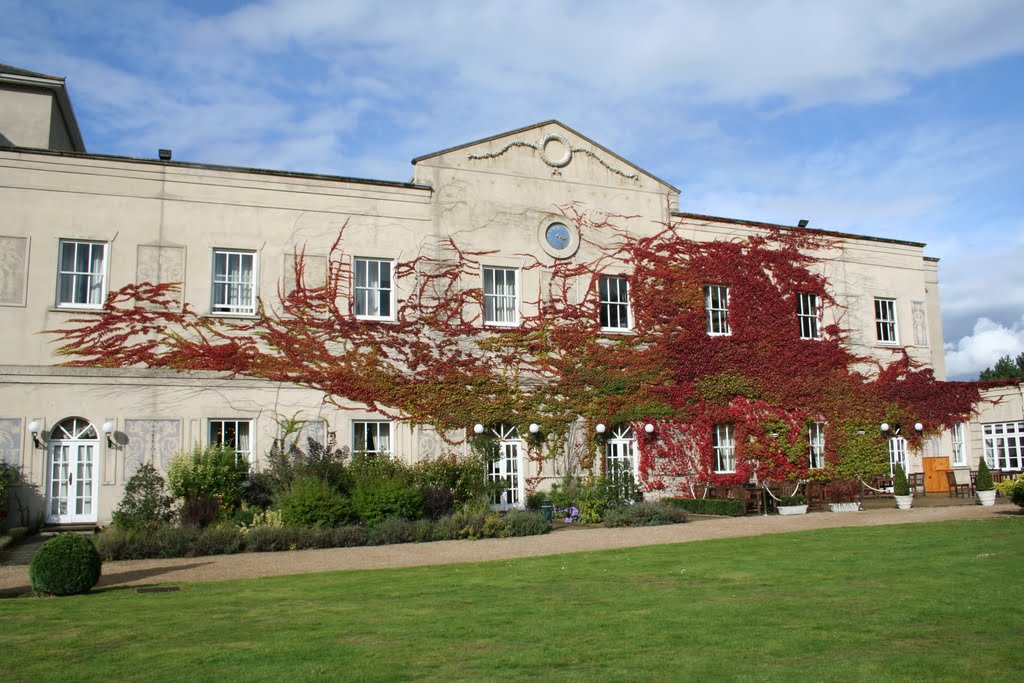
[4,518,1022,682]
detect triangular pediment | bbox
[412,120,678,193]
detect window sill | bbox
[483,322,520,329]
[208,312,258,320]
[49,306,105,314]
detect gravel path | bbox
[1,503,1014,596]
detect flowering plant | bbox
[564,506,580,524]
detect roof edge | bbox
[0,145,433,192]
[673,211,928,249]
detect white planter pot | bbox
[829,502,861,513]
[778,505,808,516]
[977,489,997,506]
[894,494,913,510]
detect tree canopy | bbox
[979,353,1024,381]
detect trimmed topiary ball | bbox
[29,533,103,596]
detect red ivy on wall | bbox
[50,208,983,492]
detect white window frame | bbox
[209,418,253,464]
[599,275,631,331]
[353,257,394,320]
[352,420,392,458]
[797,292,821,340]
[212,249,257,316]
[605,425,638,479]
[983,421,1023,471]
[713,423,736,473]
[704,284,731,336]
[950,422,968,467]
[483,266,519,326]
[56,239,107,309]
[874,297,898,345]
[888,436,908,476]
[808,422,826,469]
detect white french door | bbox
[47,441,98,524]
[487,423,523,510]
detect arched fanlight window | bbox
[50,417,98,440]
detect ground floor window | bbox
[209,419,252,463]
[888,436,908,475]
[713,424,735,473]
[983,421,1023,470]
[951,422,968,467]
[353,420,392,457]
[808,422,826,469]
[487,423,522,509]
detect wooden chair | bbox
[945,470,971,497]
[732,486,762,515]
[908,472,926,496]
[803,481,825,511]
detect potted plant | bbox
[892,464,913,510]
[827,479,861,512]
[777,494,807,515]
[975,459,996,506]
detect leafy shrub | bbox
[279,477,356,527]
[111,464,175,531]
[603,502,689,527]
[994,474,1024,507]
[96,526,198,560]
[368,517,423,545]
[244,525,301,553]
[29,533,102,595]
[525,490,547,512]
[243,471,276,510]
[264,432,351,497]
[167,444,250,509]
[330,525,371,547]
[779,494,805,506]
[420,487,456,520]
[180,495,221,529]
[351,476,423,524]
[433,510,494,540]
[892,464,910,496]
[663,497,745,517]
[499,510,551,537]
[0,461,19,509]
[414,454,497,511]
[975,459,994,492]
[187,525,243,557]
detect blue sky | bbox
[3,0,1023,379]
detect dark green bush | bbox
[29,533,102,596]
[243,471,276,510]
[96,526,198,560]
[663,497,745,516]
[351,477,423,524]
[433,510,492,540]
[892,464,910,496]
[524,490,547,512]
[976,459,994,492]
[180,495,221,529]
[602,502,689,528]
[187,525,243,557]
[413,454,496,510]
[779,494,805,506]
[499,510,551,537]
[330,525,370,547]
[279,477,356,527]
[112,464,176,531]
[420,487,456,520]
[244,525,301,553]
[368,517,423,545]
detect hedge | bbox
[662,497,746,517]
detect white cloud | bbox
[944,316,1024,379]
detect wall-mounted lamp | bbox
[880,423,890,433]
[473,423,485,435]
[914,422,924,432]
[28,420,45,449]
[528,423,540,435]
[102,421,117,449]
[595,423,606,434]
[644,423,655,434]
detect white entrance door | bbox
[46,418,100,524]
[488,424,523,510]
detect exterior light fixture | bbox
[595,423,606,434]
[880,423,890,433]
[914,422,924,432]
[102,421,117,448]
[769,432,779,438]
[644,423,655,434]
[28,420,44,449]
[473,424,485,435]
[158,149,172,161]
[797,219,809,228]
[528,423,540,434]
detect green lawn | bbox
[4,518,1022,682]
